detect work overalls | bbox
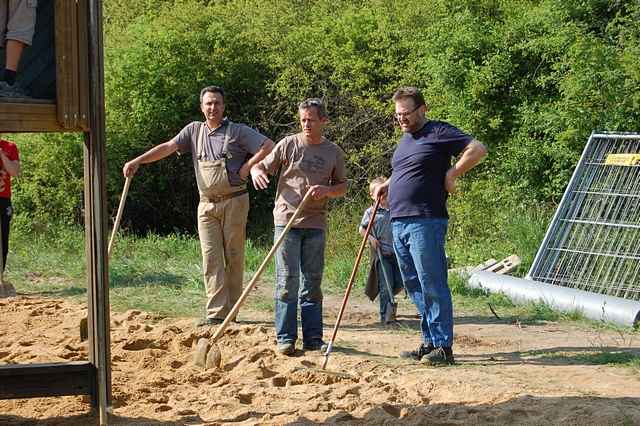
[194,122,249,320]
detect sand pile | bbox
[1,295,640,425]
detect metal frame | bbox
[0,1,111,424]
[528,131,640,301]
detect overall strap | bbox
[197,121,232,160]
[196,122,205,160]
[221,121,233,159]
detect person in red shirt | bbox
[0,135,20,271]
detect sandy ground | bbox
[1,289,639,425]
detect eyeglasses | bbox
[394,105,420,119]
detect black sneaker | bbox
[399,343,434,360]
[421,347,454,366]
[302,340,328,352]
[0,81,30,98]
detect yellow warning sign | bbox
[605,154,640,166]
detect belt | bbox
[200,189,248,203]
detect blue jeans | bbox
[274,226,325,346]
[377,253,403,322]
[392,217,452,347]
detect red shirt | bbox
[0,139,20,199]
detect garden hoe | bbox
[108,176,132,257]
[0,214,16,298]
[322,195,381,370]
[80,176,132,341]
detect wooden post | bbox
[0,0,109,408]
[85,1,111,424]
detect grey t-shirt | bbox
[175,119,268,186]
[359,206,394,256]
[260,133,347,229]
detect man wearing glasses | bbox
[251,98,347,356]
[372,86,487,366]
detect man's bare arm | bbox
[123,140,179,177]
[239,139,275,180]
[309,181,347,200]
[445,140,488,193]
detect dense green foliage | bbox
[10,0,640,254]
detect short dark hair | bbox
[298,98,328,119]
[200,85,225,103]
[392,87,426,108]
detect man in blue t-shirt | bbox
[372,87,487,366]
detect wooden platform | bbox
[0,362,94,399]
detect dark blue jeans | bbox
[274,226,325,346]
[392,217,452,347]
[0,198,11,272]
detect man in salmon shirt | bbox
[0,134,21,271]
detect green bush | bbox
[9,0,640,251]
[11,132,84,229]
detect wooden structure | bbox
[0,0,90,132]
[0,1,111,424]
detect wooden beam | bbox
[77,0,91,131]
[0,102,65,133]
[0,362,94,399]
[85,2,111,423]
[54,0,80,129]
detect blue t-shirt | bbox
[389,120,473,219]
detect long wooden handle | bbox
[376,247,396,305]
[322,195,381,369]
[212,189,314,342]
[108,176,132,258]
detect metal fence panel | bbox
[527,132,640,301]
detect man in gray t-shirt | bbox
[251,98,347,356]
[123,85,274,326]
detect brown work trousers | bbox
[197,193,249,320]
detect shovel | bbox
[211,189,313,342]
[0,212,16,298]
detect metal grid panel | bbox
[527,132,640,301]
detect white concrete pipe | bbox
[468,271,640,327]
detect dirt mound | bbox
[1,295,639,425]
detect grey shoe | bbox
[0,81,30,98]
[195,317,223,327]
[421,347,455,366]
[399,343,434,360]
[277,342,295,356]
[383,303,397,323]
